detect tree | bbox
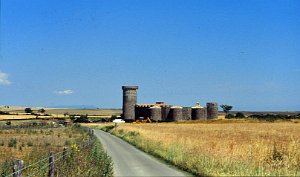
[220,105,233,115]
[24,108,32,114]
[38,108,46,114]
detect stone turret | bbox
[122,86,138,120]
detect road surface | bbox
[94,129,189,176]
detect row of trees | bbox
[24,108,45,114]
[220,104,300,120]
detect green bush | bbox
[235,112,245,118]
[74,115,90,123]
[8,138,17,148]
[225,114,235,119]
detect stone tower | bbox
[207,102,218,119]
[122,86,139,120]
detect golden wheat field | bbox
[93,120,300,176]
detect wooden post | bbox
[48,152,54,177]
[13,160,23,177]
[63,147,68,161]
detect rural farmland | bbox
[93,120,300,176]
[1,0,299,176]
[0,106,121,122]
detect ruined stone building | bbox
[122,86,218,121]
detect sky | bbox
[0,0,299,111]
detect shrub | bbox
[5,121,11,126]
[24,108,32,114]
[8,138,17,148]
[225,114,235,119]
[74,115,90,123]
[235,112,245,118]
[0,111,9,115]
[38,108,45,113]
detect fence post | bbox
[48,152,54,177]
[63,147,68,161]
[13,159,23,177]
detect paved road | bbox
[94,129,188,177]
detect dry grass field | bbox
[44,108,121,115]
[95,120,300,176]
[0,126,86,164]
[0,106,121,121]
[0,123,113,176]
[1,106,121,115]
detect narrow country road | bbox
[94,129,189,177]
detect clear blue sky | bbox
[0,0,299,111]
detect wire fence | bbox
[4,128,95,177]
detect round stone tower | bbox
[207,102,218,119]
[169,106,183,121]
[122,86,139,120]
[150,106,162,121]
[192,107,207,120]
